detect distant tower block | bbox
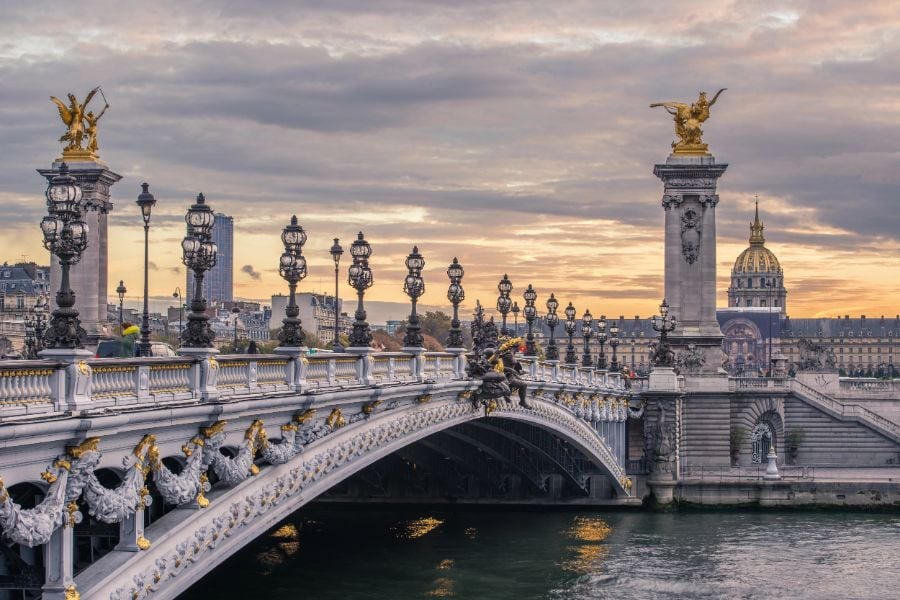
[38,159,122,343]
[654,153,728,374]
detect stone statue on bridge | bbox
[489,336,531,409]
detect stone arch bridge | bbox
[0,350,635,599]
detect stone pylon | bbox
[38,159,122,344]
[654,154,728,375]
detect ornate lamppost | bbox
[545,293,560,360]
[40,163,89,350]
[402,246,425,348]
[231,305,241,350]
[581,309,594,367]
[277,215,308,347]
[180,193,218,348]
[116,280,127,333]
[172,287,183,344]
[523,284,537,356]
[564,302,577,364]
[609,319,620,372]
[446,258,465,349]
[596,314,608,370]
[136,183,157,357]
[497,274,513,335]
[347,232,373,347]
[650,298,677,367]
[330,237,344,351]
[511,301,520,336]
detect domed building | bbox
[727,202,786,312]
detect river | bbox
[181,506,900,599]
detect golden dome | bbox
[733,202,781,274]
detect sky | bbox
[1,0,899,320]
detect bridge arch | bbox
[75,395,629,600]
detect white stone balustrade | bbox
[0,361,56,415]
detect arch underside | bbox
[77,396,627,600]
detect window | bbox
[747,278,753,288]
[16,295,24,309]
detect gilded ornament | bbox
[208,357,219,370]
[294,409,316,424]
[51,87,109,161]
[362,400,382,414]
[326,409,346,429]
[196,474,210,508]
[64,501,79,528]
[64,585,81,600]
[67,437,101,459]
[76,361,91,376]
[650,89,726,154]
[136,536,151,551]
[456,391,473,401]
[200,421,228,439]
[415,394,432,404]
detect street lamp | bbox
[497,274,513,335]
[136,183,157,357]
[564,302,577,365]
[116,280,127,333]
[596,314,608,370]
[523,284,537,356]
[650,298,677,367]
[180,193,218,348]
[277,215,308,348]
[330,237,344,351]
[23,317,35,359]
[40,163,89,349]
[347,232,373,347]
[581,309,594,367]
[172,287,183,344]
[446,258,465,348]
[609,319,620,372]
[402,246,425,348]
[511,301,520,336]
[545,293,560,360]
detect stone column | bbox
[643,367,684,505]
[38,160,122,345]
[654,155,728,374]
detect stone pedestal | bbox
[654,154,728,374]
[764,447,781,480]
[402,347,426,381]
[39,348,94,412]
[274,346,309,391]
[445,347,468,379]
[648,366,682,392]
[346,346,376,385]
[178,347,220,401]
[38,160,122,345]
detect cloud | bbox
[241,264,261,280]
[1,1,899,318]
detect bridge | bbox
[0,350,634,599]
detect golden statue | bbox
[650,88,726,154]
[50,87,109,160]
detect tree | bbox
[372,329,401,352]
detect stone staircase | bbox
[789,379,900,445]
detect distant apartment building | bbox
[0,262,51,353]
[271,293,352,345]
[187,213,234,305]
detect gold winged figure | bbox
[50,87,108,158]
[650,89,726,154]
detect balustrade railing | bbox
[0,350,632,417]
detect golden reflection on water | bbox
[255,523,302,573]
[438,559,454,570]
[464,527,478,540]
[426,577,455,597]
[392,516,445,539]
[561,516,612,573]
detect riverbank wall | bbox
[669,479,900,507]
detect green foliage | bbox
[785,427,805,449]
[730,426,747,457]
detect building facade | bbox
[271,293,352,345]
[187,212,233,305]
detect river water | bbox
[182,507,900,599]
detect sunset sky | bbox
[1,1,899,320]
